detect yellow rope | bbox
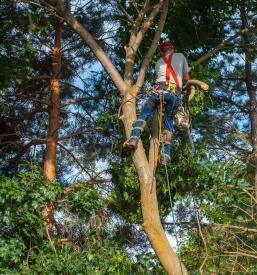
[154,93,163,168]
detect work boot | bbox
[159,153,171,165]
[123,137,139,151]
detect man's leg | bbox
[160,119,173,165]
[159,93,180,164]
[163,130,172,155]
[123,93,158,150]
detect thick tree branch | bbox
[184,79,209,91]
[124,0,164,85]
[133,1,164,53]
[136,0,169,90]
[53,0,126,95]
[193,21,257,68]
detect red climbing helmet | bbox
[160,41,173,52]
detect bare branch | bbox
[18,0,64,20]
[58,127,104,141]
[63,179,111,194]
[124,0,164,84]
[52,0,126,94]
[184,79,209,91]
[117,1,134,24]
[133,1,164,53]
[195,209,209,275]
[18,75,50,81]
[164,221,257,233]
[193,21,257,68]
[224,251,257,259]
[131,1,140,14]
[57,142,93,178]
[61,81,88,94]
[1,93,49,105]
[9,138,47,163]
[61,96,101,108]
[243,188,257,204]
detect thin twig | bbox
[117,1,134,24]
[224,251,257,259]
[57,142,93,178]
[243,188,257,204]
[195,203,208,275]
[60,96,100,108]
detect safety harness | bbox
[161,54,194,155]
[162,55,179,88]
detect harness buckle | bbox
[167,82,177,93]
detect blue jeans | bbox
[131,91,181,155]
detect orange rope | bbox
[154,93,163,168]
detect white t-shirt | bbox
[155,53,189,88]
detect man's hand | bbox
[183,72,190,86]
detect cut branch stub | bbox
[184,79,209,102]
[185,79,209,91]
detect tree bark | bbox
[121,91,187,274]
[149,111,159,173]
[241,6,257,201]
[245,52,257,202]
[42,19,62,236]
[61,10,126,95]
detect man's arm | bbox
[183,72,190,85]
[182,55,190,86]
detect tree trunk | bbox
[241,7,257,201]
[122,90,187,275]
[245,52,257,202]
[149,111,159,173]
[42,19,62,236]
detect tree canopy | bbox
[0,0,256,274]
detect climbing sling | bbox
[162,55,179,88]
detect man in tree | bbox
[123,41,190,164]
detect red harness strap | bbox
[162,55,179,87]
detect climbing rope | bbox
[155,94,184,274]
[154,92,163,168]
[160,131,185,275]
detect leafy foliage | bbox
[0,167,164,273]
[66,185,103,219]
